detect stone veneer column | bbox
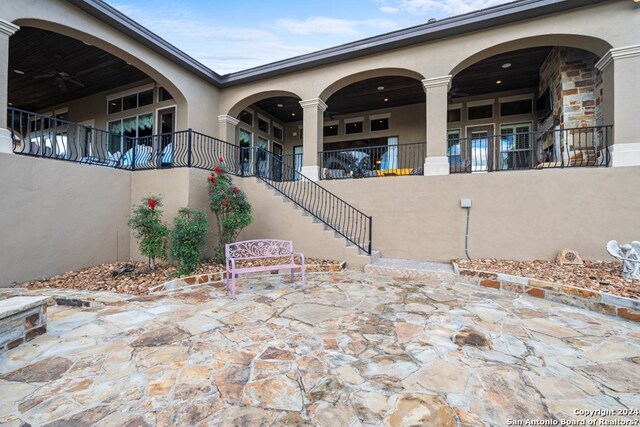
[217,114,239,143]
[422,75,452,176]
[299,98,327,181]
[596,45,640,167]
[0,19,20,154]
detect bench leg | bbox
[231,273,237,299]
[290,268,295,283]
[225,270,230,290]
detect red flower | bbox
[223,200,228,206]
[208,189,213,195]
[214,167,223,174]
[232,186,239,194]
[218,156,224,162]
[208,175,216,183]
[148,198,156,211]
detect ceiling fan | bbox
[33,54,85,91]
[448,87,469,99]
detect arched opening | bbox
[8,25,184,167]
[320,74,425,179]
[445,44,610,173]
[228,92,303,180]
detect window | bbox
[500,99,532,117]
[239,128,253,170]
[323,124,338,137]
[499,122,533,170]
[138,90,154,107]
[107,87,156,114]
[258,117,269,133]
[158,87,173,102]
[108,99,122,114]
[107,113,154,154]
[345,121,363,134]
[371,118,389,131]
[273,124,283,140]
[468,104,493,120]
[239,110,253,126]
[447,108,461,122]
[447,129,462,167]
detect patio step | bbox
[365,258,454,282]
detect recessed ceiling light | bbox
[502,63,511,69]
[377,86,385,90]
[13,69,24,75]
[277,103,283,107]
[291,113,296,116]
[8,102,13,106]
[384,98,389,102]
[496,80,502,84]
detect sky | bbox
[107,0,514,75]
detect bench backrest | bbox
[226,239,294,260]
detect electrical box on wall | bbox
[460,199,472,208]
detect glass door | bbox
[157,107,176,167]
[466,125,494,172]
[272,142,283,181]
[293,145,303,180]
[239,128,253,175]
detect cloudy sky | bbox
[107,0,513,74]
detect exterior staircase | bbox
[245,177,379,269]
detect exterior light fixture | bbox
[377,86,384,90]
[502,63,511,69]
[13,69,24,75]
[291,113,296,116]
[384,98,389,102]
[496,80,502,84]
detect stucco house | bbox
[0,0,639,285]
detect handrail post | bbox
[131,137,136,171]
[187,128,192,168]
[368,216,373,255]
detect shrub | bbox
[128,195,169,270]
[171,207,208,275]
[208,157,252,262]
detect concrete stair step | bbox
[365,258,454,282]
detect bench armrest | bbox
[292,252,305,265]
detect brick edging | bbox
[452,262,640,322]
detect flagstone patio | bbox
[1,271,639,426]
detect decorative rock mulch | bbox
[453,258,640,299]
[453,261,640,323]
[14,259,345,296]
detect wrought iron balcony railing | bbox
[318,142,425,180]
[448,125,612,173]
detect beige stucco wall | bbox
[1,0,221,135]
[0,153,131,286]
[321,166,640,262]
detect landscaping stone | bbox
[0,270,639,426]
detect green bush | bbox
[208,158,252,262]
[128,195,169,270]
[171,207,208,275]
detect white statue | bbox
[606,240,640,280]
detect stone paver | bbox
[0,271,639,426]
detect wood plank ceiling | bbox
[255,46,553,122]
[8,27,150,112]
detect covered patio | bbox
[1,271,638,426]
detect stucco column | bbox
[596,45,640,167]
[299,98,327,181]
[217,114,239,143]
[0,19,19,154]
[422,75,452,176]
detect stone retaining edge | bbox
[452,262,640,323]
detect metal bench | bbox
[225,239,306,299]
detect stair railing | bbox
[240,147,372,255]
